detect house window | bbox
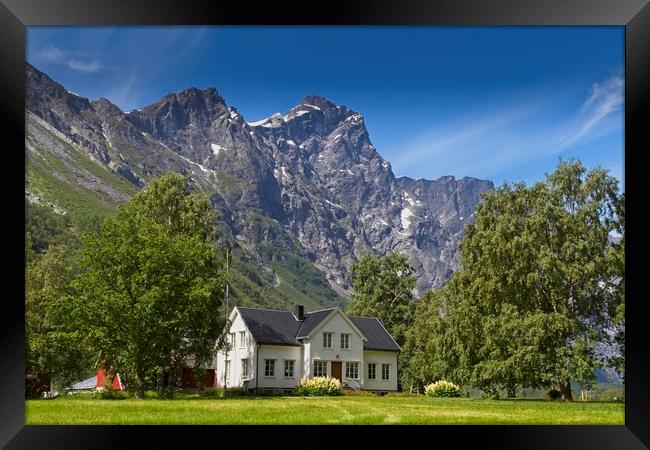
[382,364,390,380]
[225,360,231,383]
[241,359,249,379]
[229,332,236,348]
[322,332,332,348]
[284,360,295,378]
[239,331,246,348]
[340,333,350,349]
[313,360,327,377]
[346,362,359,379]
[368,363,376,380]
[265,359,275,377]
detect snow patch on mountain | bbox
[176,153,212,174]
[284,109,310,121]
[325,199,344,209]
[210,143,226,156]
[401,207,415,230]
[247,112,283,128]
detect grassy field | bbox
[26,395,624,425]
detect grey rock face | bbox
[26,63,494,296]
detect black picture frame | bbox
[1,0,647,448]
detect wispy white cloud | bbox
[37,44,65,63]
[394,109,524,169]
[392,74,624,184]
[98,28,209,110]
[555,76,623,151]
[104,69,140,111]
[391,103,541,175]
[34,44,102,73]
[66,59,102,73]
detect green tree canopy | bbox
[26,244,94,393]
[346,252,416,348]
[72,173,225,398]
[405,159,624,399]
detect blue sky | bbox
[27,26,624,189]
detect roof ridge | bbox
[305,307,338,315]
[237,306,295,313]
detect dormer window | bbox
[323,332,333,348]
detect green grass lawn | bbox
[26,395,624,425]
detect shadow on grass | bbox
[489,398,624,405]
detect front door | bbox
[331,362,342,382]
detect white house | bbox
[215,305,401,394]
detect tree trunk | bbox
[134,369,145,399]
[560,379,573,401]
[165,368,178,398]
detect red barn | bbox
[69,353,217,392]
[178,355,217,388]
[96,366,124,391]
[68,365,124,392]
[179,367,216,388]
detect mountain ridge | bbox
[25,62,494,299]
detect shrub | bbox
[342,389,375,396]
[424,380,462,398]
[224,387,249,397]
[385,391,421,397]
[295,377,342,396]
[481,387,500,400]
[199,388,224,398]
[143,390,159,399]
[95,388,130,400]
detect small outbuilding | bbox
[68,365,123,392]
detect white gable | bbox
[303,309,366,341]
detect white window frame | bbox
[313,360,327,377]
[239,331,246,348]
[322,332,333,349]
[241,358,249,379]
[345,362,359,380]
[284,360,295,378]
[340,333,350,350]
[225,360,231,383]
[229,332,236,347]
[368,363,376,380]
[381,363,390,380]
[264,359,276,378]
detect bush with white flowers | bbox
[424,380,462,397]
[295,377,342,396]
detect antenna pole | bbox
[225,246,229,318]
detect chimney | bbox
[294,304,305,320]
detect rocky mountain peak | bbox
[91,97,123,117]
[26,63,495,297]
[26,62,92,118]
[126,86,229,139]
[299,95,338,112]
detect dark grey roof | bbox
[235,306,400,352]
[296,309,336,337]
[237,307,303,346]
[349,316,401,351]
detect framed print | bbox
[1,0,648,448]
